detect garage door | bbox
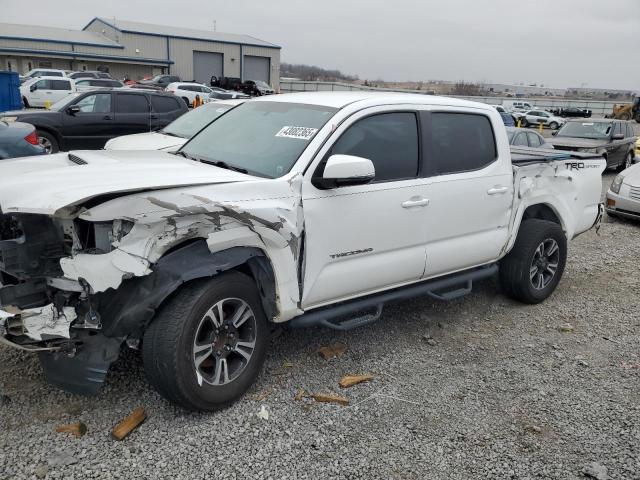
[244,56,270,84]
[193,51,223,84]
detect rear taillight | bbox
[24,131,38,145]
[166,89,175,94]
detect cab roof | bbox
[253,91,493,111]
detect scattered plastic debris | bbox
[257,405,270,420]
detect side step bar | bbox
[289,264,498,331]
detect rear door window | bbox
[116,94,150,113]
[428,112,497,175]
[75,93,112,113]
[151,95,180,113]
[34,79,51,89]
[329,112,419,182]
[50,80,72,91]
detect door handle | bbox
[401,197,430,208]
[487,186,509,195]
[150,114,158,119]
[103,115,113,120]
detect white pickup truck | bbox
[0,92,604,411]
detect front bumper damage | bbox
[0,184,303,394]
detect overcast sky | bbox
[1,0,638,89]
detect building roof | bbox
[88,18,281,49]
[0,22,122,48]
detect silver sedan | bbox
[606,163,640,220]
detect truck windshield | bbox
[556,122,612,139]
[180,101,337,178]
[163,103,235,139]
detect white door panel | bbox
[424,167,512,277]
[302,181,428,307]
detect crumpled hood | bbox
[105,132,187,151]
[0,149,251,215]
[550,137,609,149]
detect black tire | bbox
[181,97,191,107]
[499,219,567,304]
[36,130,59,154]
[618,152,633,172]
[143,272,269,411]
[520,118,528,127]
[549,121,559,130]
[22,96,30,108]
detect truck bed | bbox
[510,146,600,165]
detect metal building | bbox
[0,18,281,89]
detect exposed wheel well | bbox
[522,204,562,227]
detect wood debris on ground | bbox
[111,407,146,441]
[255,387,273,402]
[318,342,347,360]
[339,374,374,388]
[311,393,350,406]
[294,389,307,401]
[55,422,87,438]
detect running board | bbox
[289,264,498,331]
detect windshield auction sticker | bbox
[275,126,318,140]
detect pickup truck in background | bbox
[0,92,605,411]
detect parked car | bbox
[20,76,76,108]
[75,78,125,92]
[19,68,68,84]
[0,92,605,410]
[503,100,534,112]
[0,120,46,159]
[209,89,251,100]
[519,110,566,129]
[138,75,181,89]
[68,71,112,80]
[242,80,275,96]
[606,162,640,220]
[211,76,243,91]
[105,99,245,151]
[550,119,637,171]
[550,106,592,118]
[0,89,187,153]
[506,127,553,149]
[126,83,164,92]
[165,82,216,107]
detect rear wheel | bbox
[520,118,528,127]
[499,219,567,304]
[619,112,631,121]
[36,130,59,154]
[143,272,269,411]
[181,96,191,107]
[22,96,30,108]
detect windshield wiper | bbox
[202,160,248,174]
[172,150,196,160]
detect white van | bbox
[502,100,534,113]
[20,76,76,108]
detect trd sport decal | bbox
[564,162,600,171]
[330,248,373,259]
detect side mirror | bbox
[66,105,81,115]
[313,154,375,189]
[612,133,624,140]
[30,84,37,92]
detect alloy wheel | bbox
[529,239,560,290]
[38,135,52,153]
[192,298,257,387]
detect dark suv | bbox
[550,119,637,170]
[0,90,187,153]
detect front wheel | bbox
[520,118,528,127]
[549,121,559,130]
[619,152,633,171]
[499,219,567,304]
[143,272,269,411]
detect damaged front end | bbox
[0,177,304,395]
[0,212,131,393]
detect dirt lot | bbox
[1,174,639,480]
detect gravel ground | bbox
[1,174,639,480]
